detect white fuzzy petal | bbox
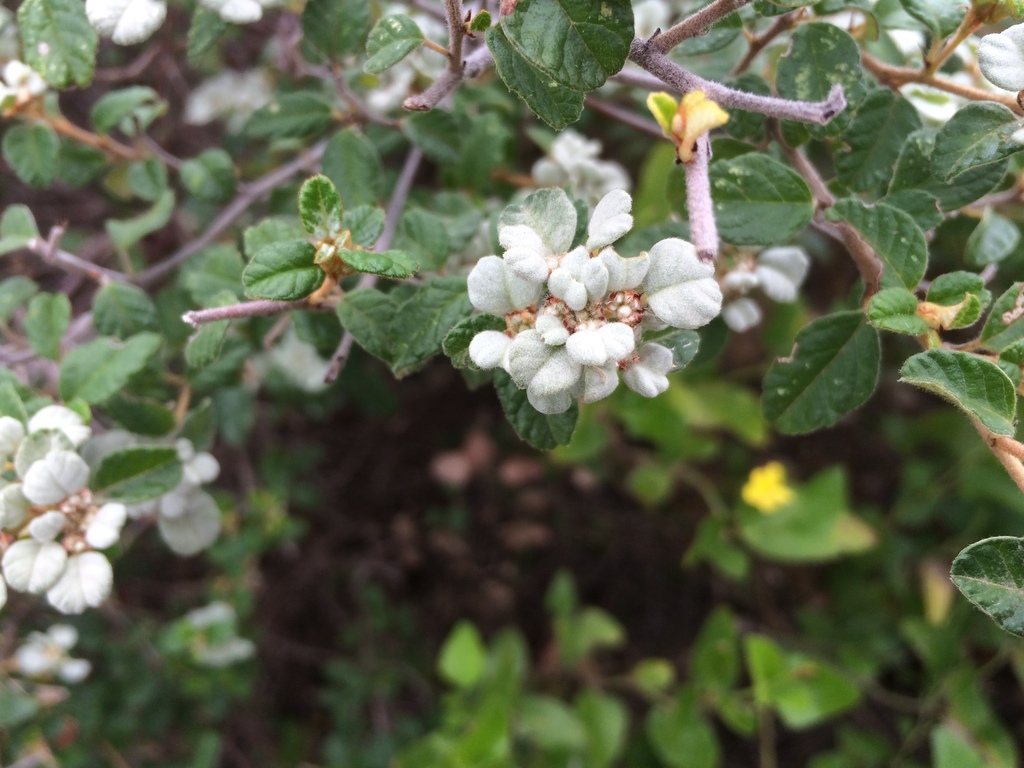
[22,451,90,506]
[587,189,633,250]
[58,658,92,683]
[507,330,556,388]
[467,256,541,315]
[979,24,1024,91]
[85,503,127,549]
[566,329,609,366]
[504,248,550,283]
[643,238,722,329]
[755,247,809,303]
[722,270,761,292]
[581,362,619,403]
[184,454,220,486]
[526,387,575,414]
[536,315,569,346]
[499,224,547,255]
[86,0,166,45]
[158,490,222,556]
[48,624,78,649]
[28,511,66,543]
[623,343,674,398]
[0,485,29,530]
[28,406,91,447]
[0,416,25,459]
[468,331,512,369]
[598,322,636,361]
[528,347,582,397]
[581,258,610,301]
[201,0,263,23]
[46,552,113,614]
[723,298,763,332]
[3,540,68,594]
[599,249,649,291]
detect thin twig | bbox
[861,51,1023,114]
[45,113,144,161]
[136,140,327,288]
[444,0,465,66]
[629,38,846,124]
[974,419,1024,494]
[583,96,664,139]
[685,135,718,263]
[27,226,127,283]
[651,0,752,53]
[731,11,800,75]
[181,298,327,329]
[403,46,493,111]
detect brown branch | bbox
[403,46,493,111]
[136,140,327,288]
[685,135,719,263]
[45,114,144,161]
[583,95,664,139]
[628,38,846,124]
[181,298,328,329]
[26,226,127,284]
[861,51,1023,114]
[731,11,800,76]
[974,419,1024,495]
[651,0,752,53]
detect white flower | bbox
[565,322,635,367]
[755,246,810,303]
[2,60,46,98]
[722,269,760,293]
[979,24,1024,91]
[256,331,332,393]
[467,255,545,315]
[58,658,92,683]
[535,314,570,346]
[531,130,631,206]
[0,484,29,529]
[157,488,221,555]
[28,406,91,447]
[199,0,281,24]
[85,502,128,550]
[365,5,448,113]
[21,451,90,506]
[3,540,68,594]
[722,298,763,332]
[548,247,609,311]
[586,190,633,250]
[186,601,236,628]
[196,637,256,667]
[599,249,649,291]
[507,331,583,414]
[28,511,66,542]
[623,343,674,397]
[0,416,25,459]
[85,0,167,45]
[46,552,113,614]
[581,361,620,403]
[184,69,274,130]
[468,330,512,369]
[633,0,671,40]
[14,624,89,681]
[641,238,723,329]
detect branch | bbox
[403,46,493,111]
[181,298,328,329]
[136,140,327,288]
[731,11,800,75]
[685,135,718,263]
[861,51,1023,115]
[583,95,664,139]
[651,0,752,53]
[26,226,127,284]
[445,0,465,72]
[628,38,846,124]
[974,419,1024,495]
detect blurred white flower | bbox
[3,539,68,595]
[532,130,631,206]
[185,69,274,131]
[722,298,763,333]
[28,405,91,447]
[85,503,128,550]
[21,451,90,506]
[0,416,24,459]
[252,331,332,393]
[979,23,1024,91]
[199,0,282,24]
[14,624,91,683]
[86,0,167,45]
[46,552,114,614]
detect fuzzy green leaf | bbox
[364,14,424,74]
[494,370,578,450]
[92,283,159,339]
[826,199,928,290]
[980,282,1024,352]
[335,289,399,365]
[933,102,1022,180]
[244,93,334,140]
[889,129,1006,211]
[867,287,928,335]
[0,206,40,256]
[390,277,472,377]
[242,240,323,300]
[24,293,70,360]
[60,333,162,404]
[341,249,418,279]
[106,190,175,250]
[321,129,381,208]
[302,0,371,60]
[298,175,344,240]
[710,155,814,245]
[2,124,60,188]
[92,446,183,504]
[835,90,922,192]
[966,208,1020,267]
[952,537,1024,637]
[17,0,97,87]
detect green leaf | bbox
[0,277,39,324]
[102,395,176,436]
[187,7,227,66]
[931,726,988,768]
[497,0,633,92]
[867,287,928,335]
[744,635,860,729]
[243,218,307,260]
[469,9,492,31]
[181,245,245,304]
[647,328,701,368]
[646,687,719,768]
[185,290,236,370]
[301,0,371,60]
[2,124,60,188]
[900,349,1017,435]
[926,271,991,324]
[390,277,472,377]
[60,333,162,404]
[17,0,97,87]
[0,690,40,728]
[889,129,1006,211]
[56,141,106,188]
[92,283,159,339]
[438,621,486,688]
[0,205,40,255]
[126,158,168,202]
[762,311,881,434]
[345,206,385,247]
[517,696,588,751]
[393,208,450,271]
[980,282,1024,351]
[0,382,29,424]
[92,446,183,504]
[180,149,236,203]
[710,155,814,245]
[966,208,1020,267]
[738,466,876,561]
[952,537,1024,637]
[443,314,507,368]
[24,292,70,360]
[298,175,344,239]
[340,248,418,279]
[901,0,965,36]
[835,90,922,192]
[692,608,741,694]
[675,8,742,54]
[364,14,424,74]
[90,86,165,135]
[878,189,943,232]
[321,129,381,208]
[244,93,335,140]
[575,690,627,768]
[494,370,578,449]
[487,24,584,130]
[106,190,175,250]
[933,102,1022,181]
[826,199,928,290]
[242,240,323,300]
[776,23,865,137]
[403,111,463,166]
[335,289,399,365]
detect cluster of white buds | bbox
[184,69,274,130]
[0,60,46,114]
[12,624,91,684]
[467,188,722,414]
[179,601,255,668]
[0,406,118,615]
[719,246,810,333]
[85,0,280,46]
[531,130,632,207]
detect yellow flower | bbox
[741,462,795,513]
[646,90,729,163]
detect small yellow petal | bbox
[674,91,729,163]
[741,462,795,514]
[646,92,679,139]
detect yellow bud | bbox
[674,91,730,163]
[741,461,795,514]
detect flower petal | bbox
[587,189,633,250]
[46,552,113,614]
[979,24,1024,92]
[3,540,68,594]
[468,330,512,369]
[642,238,722,329]
[723,298,763,332]
[22,451,90,506]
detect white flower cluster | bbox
[85,0,280,46]
[719,247,810,333]
[184,69,274,131]
[181,601,255,667]
[532,130,632,207]
[0,407,119,615]
[13,624,91,684]
[251,329,332,393]
[466,188,722,414]
[0,60,46,114]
